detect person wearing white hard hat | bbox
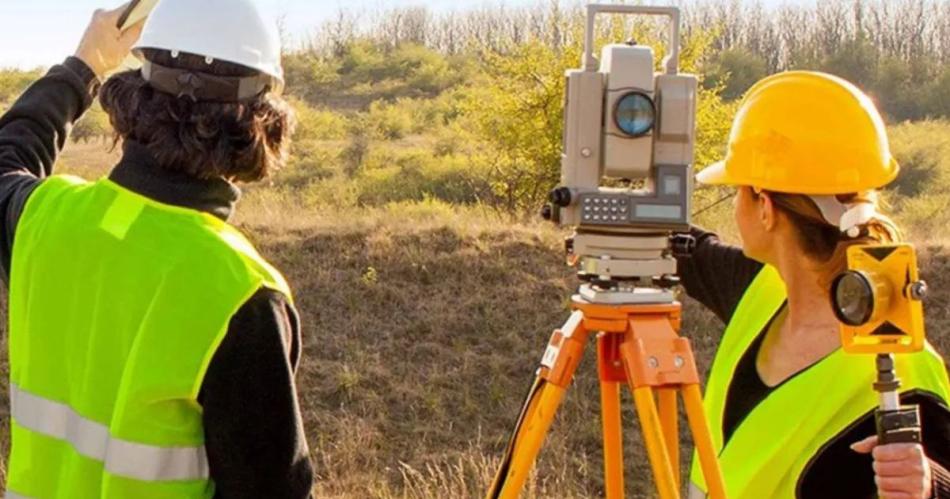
[0,2,313,497]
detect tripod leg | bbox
[600,381,624,499]
[600,381,625,499]
[486,312,590,499]
[488,380,568,499]
[598,333,626,499]
[658,388,680,486]
[682,384,727,499]
[632,387,681,499]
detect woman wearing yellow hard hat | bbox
[681,71,950,499]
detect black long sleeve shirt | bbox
[677,227,950,498]
[0,58,314,498]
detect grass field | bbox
[0,139,947,498]
[1,0,949,490]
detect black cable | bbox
[692,189,737,217]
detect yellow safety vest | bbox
[6,175,291,498]
[688,265,950,499]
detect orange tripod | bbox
[486,297,726,499]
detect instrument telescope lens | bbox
[614,92,655,137]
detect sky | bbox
[0,0,812,69]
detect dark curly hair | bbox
[100,49,296,183]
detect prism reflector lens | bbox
[832,271,875,326]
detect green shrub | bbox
[340,116,374,176]
[887,120,950,241]
[300,175,360,208]
[366,100,413,140]
[704,48,769,101]
[289,97,348,142]
[361,97,454,140]
[355,151,489,205]
[0,69,41,104]
[285,140,344,186]
[71,103,111,144]
[283,52,342,105]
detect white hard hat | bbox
[133,0,284,83]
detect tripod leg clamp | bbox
[539,311,588,388]
[877,405,922,445]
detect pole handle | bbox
[876,405,922,445]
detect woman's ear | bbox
[758,191,778,231]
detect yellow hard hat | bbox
[697,71,899,194]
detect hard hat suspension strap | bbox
[141,61,274,103]
[809,195,878,238]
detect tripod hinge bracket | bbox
[539,311,590,388]
[622,336,700,388]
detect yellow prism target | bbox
[831,244,926,354]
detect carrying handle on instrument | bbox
[583,4,682,74]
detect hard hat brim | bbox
[696,161,734,186]
[696,157,901,193]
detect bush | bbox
[704,48,769,101]
[343,42,460,97]
[288,39,471,109]
[285,140,345,185]
[362,97,454,140]
[355,151,489,205]
[887,120,950,241]
[283,52,342,105]
[300,175,360,208]
[366,100,414,140]
[340,116,373,176]
[0,68,41,104]
[289,97,348,142]
[71,103,110,144]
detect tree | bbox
[458,18,736,214]
[0,68,42,104]
[71,104,110,144]
[704,48,768,100]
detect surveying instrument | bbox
[831,244,930,445]
[487,5,726,499]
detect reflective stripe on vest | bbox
[688,265,950,499]
[6,176,292,498]
[10,383,209,481]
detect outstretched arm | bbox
[675,227,764,324]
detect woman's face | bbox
[734,186,772,262]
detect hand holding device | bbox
[75,3,147,79]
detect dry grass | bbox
[0,180,705,497]
[0,141,948,498]
[57,139,121,179]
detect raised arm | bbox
[0,5,143,283]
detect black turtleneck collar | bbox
[109,140,241,222]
